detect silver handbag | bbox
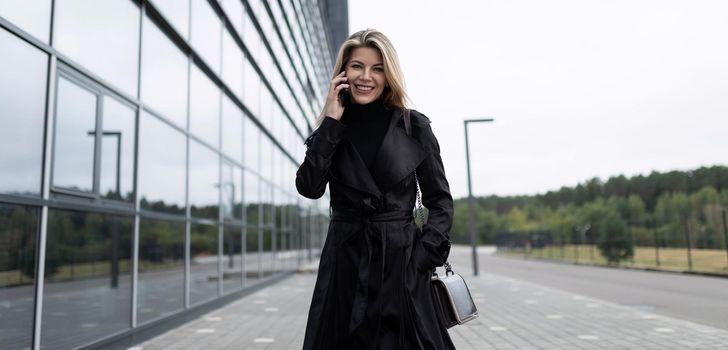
[404,109,479,328]
[430,263,479,328]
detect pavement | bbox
[129,246,728,349]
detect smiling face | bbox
[344,47,387,105]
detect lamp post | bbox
[464,118,494,276]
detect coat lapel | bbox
[330,138,383,198]
[371,109,431,193]
[329,108,430,198]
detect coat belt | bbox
[331,208,414,334]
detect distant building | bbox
[0,0,346,348]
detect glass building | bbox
[0,0,345,348]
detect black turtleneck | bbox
[339,98,392,171]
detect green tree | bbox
[597,213,634,264]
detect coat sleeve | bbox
[295,116,346,199]
[414,120,453,270]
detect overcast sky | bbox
[348,0,728,199]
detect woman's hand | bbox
[322,71,349,121]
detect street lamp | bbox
[464,118,494,276]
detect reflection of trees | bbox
[44,210,132,284]
[138,219,184,271]
[0,204,39,287]
[140,197,185,215]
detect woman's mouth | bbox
[354,84,375,94]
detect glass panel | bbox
[150,0,189,40]
[221,162,242,221]
[261,180,272,227]
[262,229,273,276]
[41,210,133,349]
[0,28,47,196]
[260,136,273,181]
[141,16,188,128]
[190,223,218,305]
[189,65,220,147]
[0,204,38,350]
[52,76,97,193]
[245,170,259,227]
[221,95,243,163]
[222,30,243,99]
[219,0,243,36]
[0,0,51,43]
[245,228,261,284]
[189,140,219,220]
[137,218,185,324]
[139,111,186,215]
[222,225,242,293]
[100,96,136,201]
[54,0,140,96]
[242,58,260,117]
[243,115,259,173]
[190,0,220,74]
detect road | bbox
[457,247,728,331]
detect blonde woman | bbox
[297,29,455,349]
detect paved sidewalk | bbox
[131,247,728,349]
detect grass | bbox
[499,244,728,275]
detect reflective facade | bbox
[0,0,341,348]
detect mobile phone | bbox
[338,87,350,108]
[337,71,349,107]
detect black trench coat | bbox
[296,108,456,350]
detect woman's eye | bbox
[374,67,384,72]
[351,64,361,69]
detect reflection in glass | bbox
[222,225,242,293]
[54,0,139,96]
[0,28,47,195]
[260,136,273,184]
[139,111,186,215]
[137,218,185,324]
[222,162,243,221]
[222,95,243,163]
[0,0,52,43]
[150,0,189,40]
[219,0,243,36]
[0,204,38,350]
[190,223,218,305]
[243,116,260,173]
[245,229,261,283]
[242,58,260,118]
[100,96,136,201]
[245,170,260,227]
[141,16,188,127]
[190,0,220,74]
[42,209,132,349]
[189,140,219,219]
[190,65,220,147]
[262,229,273,276]
[222,31,243,99]
[52,76,97,192]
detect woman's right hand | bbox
[322,71,349,121]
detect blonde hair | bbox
[315,29,409,128]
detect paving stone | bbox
[133,247,728,350]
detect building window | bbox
[53,0,140,97]
[137,218,185,324]
[0,28,48,196]
[51,69,137,202]
[138,110,186,215]
[41,209,133,348]
[0,0,52,44]
[0,203,39,350]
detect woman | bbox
[296,29,455,350]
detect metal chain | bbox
[414,171,425,227]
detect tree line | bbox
[451,165,728,253]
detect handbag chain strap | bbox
[404,109,453,275]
